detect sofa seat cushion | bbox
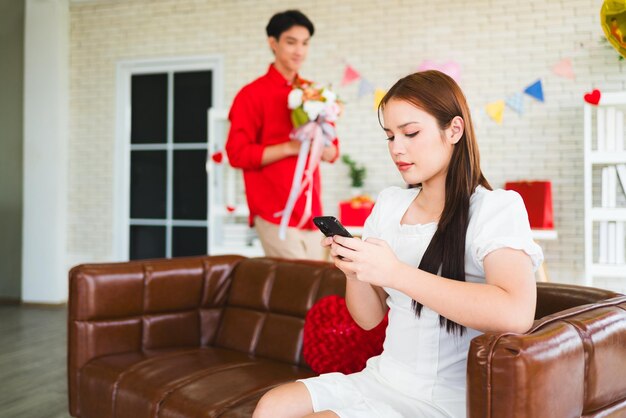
[78,346,316,418]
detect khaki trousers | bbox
[254,216,327,261]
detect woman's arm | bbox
[345,279,388,330]
[323,236,388,330]
[394,247,536,333]
[331,236,536,334]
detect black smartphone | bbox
[313,216,353,238]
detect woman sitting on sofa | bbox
[253,70,543,418]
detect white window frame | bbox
[113,55,223,261]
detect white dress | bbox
[299,186,544,418]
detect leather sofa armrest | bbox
[467,295,626,418]
[67,254,244,415]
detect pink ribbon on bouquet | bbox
[275,118,335,240]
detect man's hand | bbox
[283,140,302,157]
[321,144,338,162]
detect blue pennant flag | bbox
[357,78,375,98]
[505,92,524,114]
[523,79,544,102]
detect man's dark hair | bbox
[266,10,314,39]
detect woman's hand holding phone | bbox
[314,216,401,287]
[331,235,402,289]
[315,216,354,261]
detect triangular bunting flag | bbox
[505,93,524,114]
[552,58,575,80]
[374,89,386,110]
[417,59,461,82]
[341,65,360,86]
[524,79,544,102]
[358,78,375,98]
[485,100,505,124]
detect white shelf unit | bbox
[206,108,264,257]
[583,92,626,285]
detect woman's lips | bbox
[396,162,413,171]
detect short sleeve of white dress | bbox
[360,187,395,242]
[469,189,544,274]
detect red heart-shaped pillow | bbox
[303,295,388,375]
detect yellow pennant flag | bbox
[374,89,386,110]
[485,100,505,124]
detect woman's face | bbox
[382,99,458,187]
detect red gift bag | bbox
[504,181,554,229]
[339,200,374,227]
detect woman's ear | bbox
[447,116,464,144]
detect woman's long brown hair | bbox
[378,70,491,335]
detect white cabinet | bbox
[206,108,264,257]
[583,92,626,285]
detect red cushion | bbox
[303,295,388,374]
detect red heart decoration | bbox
[211,151,224,164]
[584,89,601,106]
[303,295,388,374]
[225,205,236,213]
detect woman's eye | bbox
[385,136,395,141]
[406,131,419,138]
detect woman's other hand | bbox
[330,236,401,288]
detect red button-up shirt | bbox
[226,64,339,229]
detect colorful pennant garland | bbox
[486,100,505,125]
[417,59,462,82]
[338,51,588,125]
[524,79,544,102]
[505,92,524,115]
[341,65,360,86]
[357,78,375,98]
[373,89,386,110]
[552,58,575,80]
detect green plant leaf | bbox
[341,154,367,187]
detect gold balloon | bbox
[601,0,626,59]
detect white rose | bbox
[321,89,336,104]
[288,88,303,109]
[303,100,325,121]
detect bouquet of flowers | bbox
[277,82,343,240]
[288,81,343,128]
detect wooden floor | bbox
[0,304,71,418]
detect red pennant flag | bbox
[341,65,360,86]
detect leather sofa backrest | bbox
[535,282,620,319]
[68,254,245,414]
[213,258,345,368]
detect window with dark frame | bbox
[128,70,212,260]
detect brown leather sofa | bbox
[68,255,626,418]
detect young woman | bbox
[252,70,543,418]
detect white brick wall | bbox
[69,0,626,289]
